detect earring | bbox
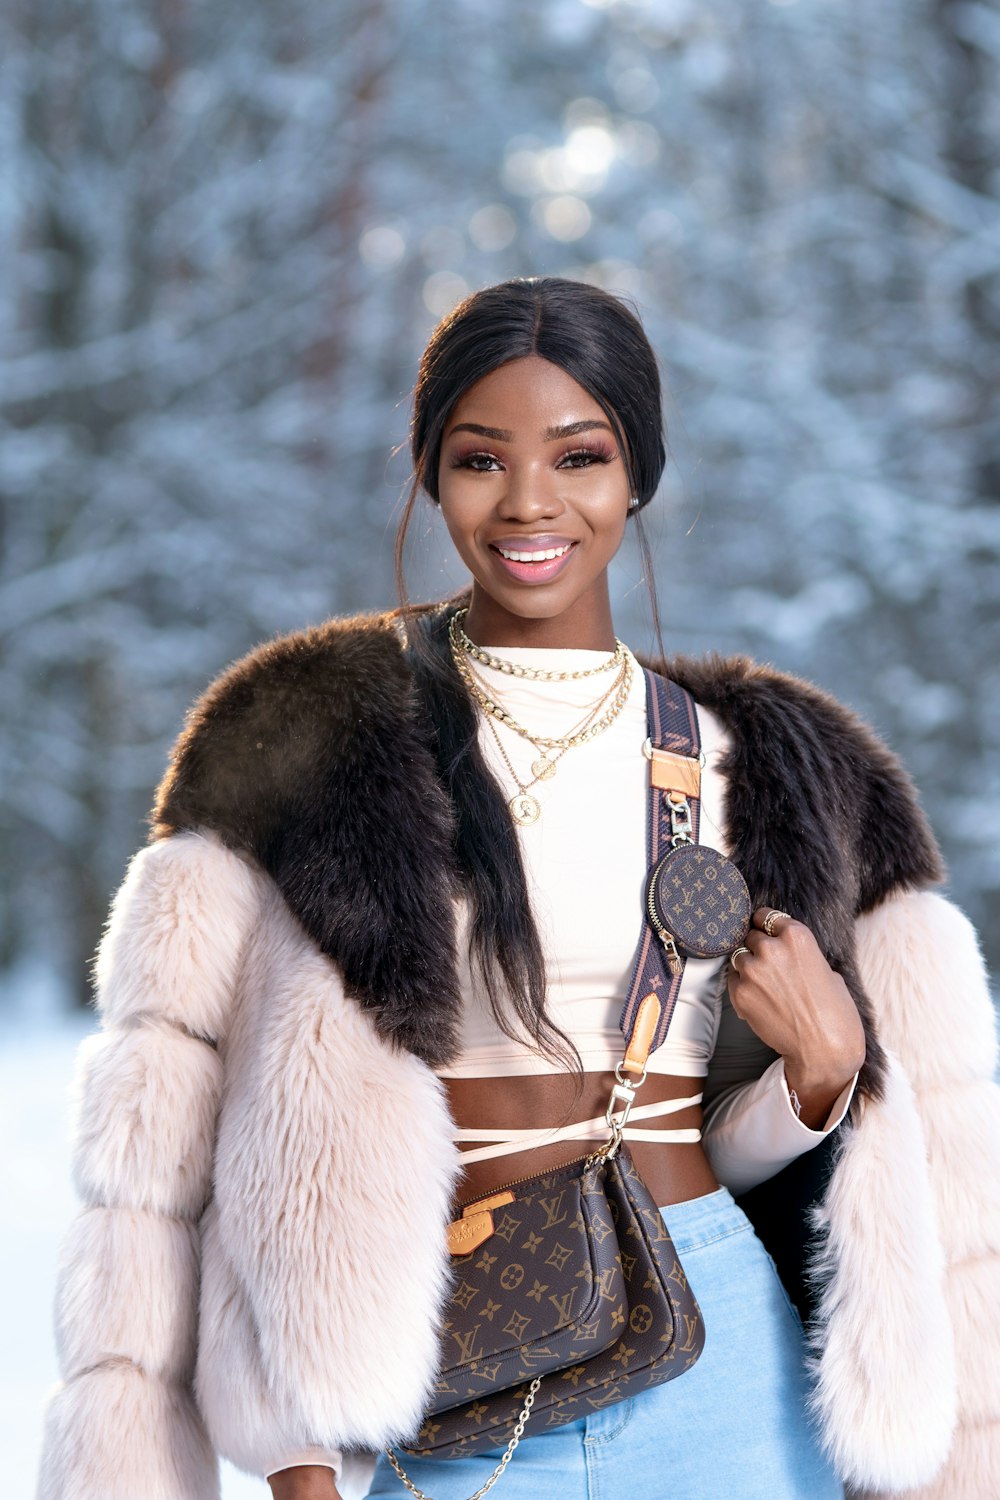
[629,496,640,509]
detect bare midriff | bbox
[444,1069,718,1212]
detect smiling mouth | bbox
[486,539,580,586]
[491,542,575,563]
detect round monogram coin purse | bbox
[647,844,752,960]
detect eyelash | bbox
[449,447,615,472]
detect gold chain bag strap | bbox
[382,673,751,1498]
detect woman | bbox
[38,278,999,1500]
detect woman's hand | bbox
[728,909,866,1129]
[267,1466,343,1500]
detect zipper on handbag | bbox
[646,861,683,975]
[454,1149,599,1214]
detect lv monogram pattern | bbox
[403,1146,705,1460]
[650,845,751,960]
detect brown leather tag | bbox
[649,749,701,797]
[446,1190,516,1256]
[447,1209,495,1256]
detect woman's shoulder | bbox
[149,605,425,843]
[646,650,946,912]
[173,605,406,716]
[147,602,462,1065]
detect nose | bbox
[495,463,564,522]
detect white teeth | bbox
[496,544,571,562]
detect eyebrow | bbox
[446,419,615,442]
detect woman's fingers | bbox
[727,905,865,1073]
[751,906,795,936]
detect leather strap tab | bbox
[621,992,661,1076]
[649,748,701,798]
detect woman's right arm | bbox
[36,829,263,1500]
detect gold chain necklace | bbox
[452,648,632,756]
[447,609,635,823]
[482,720,565,826]
[463,648,629,774]
[479,660,632,822]
[480,664,629,825]
[451,607,624,682]
[452,612,638,747]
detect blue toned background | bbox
[2,0,998,1492]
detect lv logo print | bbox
[409,1150,705,1460]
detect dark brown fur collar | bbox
[152,601,944,1104]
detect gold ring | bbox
[762,910,791,937]
[730,945,751,972]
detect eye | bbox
[450,450,503,472]
[558,447,614,469]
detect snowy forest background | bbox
[3,0,999,1491]
[2,0,999,1013]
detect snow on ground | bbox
[1,1015,263,1499]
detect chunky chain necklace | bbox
[449,614,633,753]
[455,650,634,752]
[451,607,625,682]
[448,611,635,824]
[480,682,620,824]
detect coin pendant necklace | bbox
[511,791,541,826]
[530,753,557,782]
[479,661,631,824]
[447,608,634,824]
[482,715,567,825]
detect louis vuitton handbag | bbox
[382,672,752,1496]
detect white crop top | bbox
[437,645,730,1081]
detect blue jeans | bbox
[365,1186,844,1499]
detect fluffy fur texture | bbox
[37,1364,219,1500]
[850,891,1000,1498]
[94,827,264,1041]
[806,1053,956,1492]
[55,1205,200,1382]
[38,833,262,1500]
[196,883,461,1470]
[72,1022,223,1219]
[152,614,464,1067]
[37,608,998,1500]
[659,650,946,1104]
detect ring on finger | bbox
[762,909,792,937]
[731,945,751,973]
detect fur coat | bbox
[37,603,1000,1500]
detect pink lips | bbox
[488,538,579,586]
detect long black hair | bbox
[394,277,670,1084]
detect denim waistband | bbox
[656,1185,752,1256]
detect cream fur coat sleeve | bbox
[36,831,264,1500]
[827,890,1000,1500]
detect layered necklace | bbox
[448,607,634,825]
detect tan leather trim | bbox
[650,749,701,798]
[461,1189,515,1217]
[622,992,661,1075]
[447,1209,495,1255]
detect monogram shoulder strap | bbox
[598,669,705,1150]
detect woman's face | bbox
[436,355,631,647]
